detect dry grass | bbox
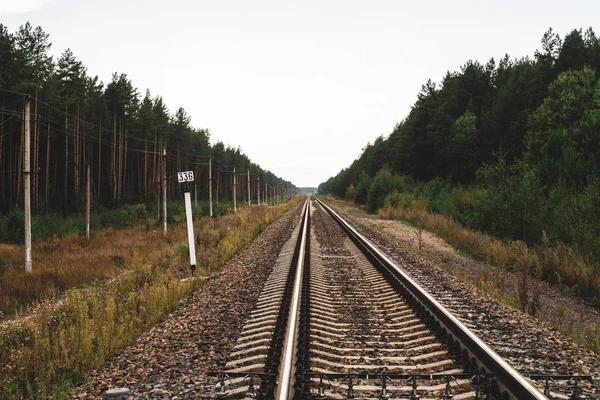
[377,205,600,306]
[0,224,160,317]
[0,199,300,399]
[319,196,600,351]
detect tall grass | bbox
[0,199,300,398]
[377,205,600,307]
[320,195,600,351]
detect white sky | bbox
[1,0,598,187]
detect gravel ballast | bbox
[75,201,304,399]
[324,201,600,398]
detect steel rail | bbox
[315,197,547,400]
[275,198,310,400]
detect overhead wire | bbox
[0,90,294,189]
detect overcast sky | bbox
[1,0,598,187]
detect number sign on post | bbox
[178,171,194,183]
[178,171,196,273]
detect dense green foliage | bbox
[319,27,600,262]
[0,22,294,219]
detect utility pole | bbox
[162,145,167,236]
[247,170,251,207]
[24,97,32,273]
[257,176,260,205]
[209,157,213,217]
[86,163,90,240]
[233,167,237,213]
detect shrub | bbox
[354,172,371,204]
[124,204,149,220]
[345,184,355,200]
[167,202,185,217]
[367,167,398,212]
[192,202,209,220]
[3,209,24,244]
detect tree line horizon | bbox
[0,22,296,219]
[319,27,600,263]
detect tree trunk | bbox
[98,112,101,198]
[144,142,148,201]
[152,129,157,187]
[64,104,69,218]
[117,117,122,202]
[33,89,38,212]
[0,105,4,212]
[74,107,79,210]
[122,123,128,201]
[45,117,50,209]
[112,111,116,200]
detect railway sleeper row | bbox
[210,199,589,399]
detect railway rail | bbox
[209,197,585,399]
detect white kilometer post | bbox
[178,170,197,272]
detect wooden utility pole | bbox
[86,163,90,240]
[24,98,32,273]
[162,145,167,236]
[233,167,237,213]
[247,170,251,207]
[209,157,213,217]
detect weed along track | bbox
[210,198,554,399]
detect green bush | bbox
[213,202,232,217]
[123,204,149,220]
[473,159,544,242]
[167,202,185,217]
[367,167,400,212]
[32,213,70,239]
[191,202,209,220]
[2,209,25,244]
[354,172,371,204]
[383,192,413,209]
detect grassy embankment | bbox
[0,198,300,399]
[320,196,600,353]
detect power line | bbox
[0,88,28,97]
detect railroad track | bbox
[210,197,549,399]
